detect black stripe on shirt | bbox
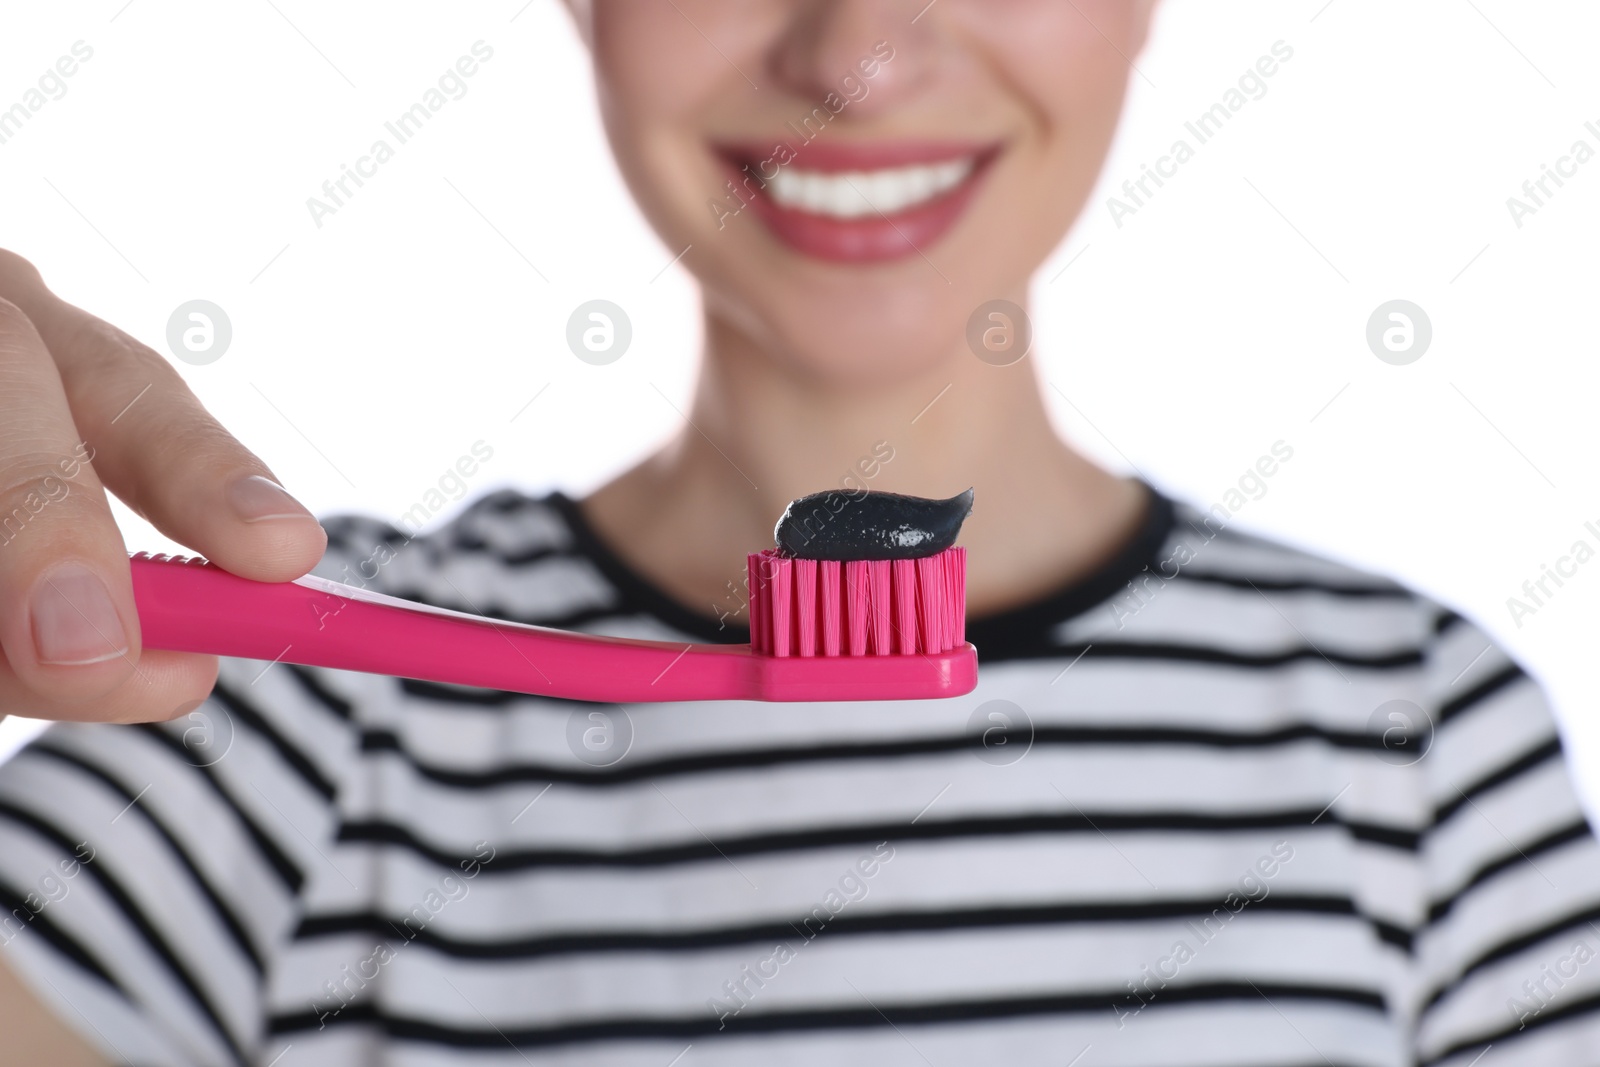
[21,742,266,975]
[210,680,338,802]
[443,533,568,568]
[292,892,1408,959]
[366,647,1531,794]
[1421,988,1600,1067]
[1438,663,1526,725]
[1426,819,1595,926]
[325,736,1564,884]
[267,979,1388,1049]
[1169,570,1412,599]
[133,725,304,896]
[396,678,542,706]
[348,717,1562,795]
[283,665,354,722]
[474,488,546,515]
[1418,900,1600,1016]
[0,872,125,996]
[1430,736,1563,828]
[0,799,247,1065]
[335,807,1421,872]
[352,722,1404,789]
[1046,640,1424,670]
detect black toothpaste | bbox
[774,488,974,561]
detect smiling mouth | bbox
[765,157,977,218]
[714,141,1001,263]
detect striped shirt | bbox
[2,485,1598,1066]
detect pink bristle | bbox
[819,560,842,656]
[892,559,917,654]
[916,555,945,652]
[949,547,966,646]
[845,561,870,656]
[747,554,765,653]
[794,559,818,657]
[768,555,793,657]
[868,560,892,655]
[939,555,954,651]
[757,550,782,654]
[940,550,953,652]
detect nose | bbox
[767,0,937,119]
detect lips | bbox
[713,140,1002,263]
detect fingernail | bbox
[228,475,315,523]
[31,563,130,666]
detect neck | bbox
[582,303,1147,625]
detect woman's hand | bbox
[0,249,326,723]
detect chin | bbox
[732,284,976,388]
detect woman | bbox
[2,2,1597,1064]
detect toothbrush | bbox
[127,546,976,703]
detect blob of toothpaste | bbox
[774,488,974,561]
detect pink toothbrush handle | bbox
[128,554,976,703]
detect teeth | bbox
[765,157,975,218]
[827,174,869,217]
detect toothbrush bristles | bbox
[747,546,967,658]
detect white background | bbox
[0,1,1596,815]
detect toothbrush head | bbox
[746,546,967,658]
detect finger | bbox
[0,647,218,725]
[0,251,327,583]
[0,295,143,703]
